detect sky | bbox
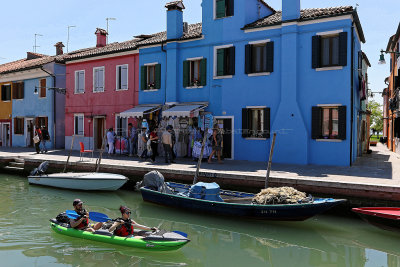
[0,0,399,105]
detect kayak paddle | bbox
[65,210,79,219]
[89,211,112,222]
[172,231,188,238]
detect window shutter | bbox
[14,118,17,134]
[226,0,234,16]
[311,106,321,139]
[35,117,39,128]
[217,49,225,76]
[20,83,24,99]
[242,108,249,138]
[12,83,17,99]
[228,46,235,75]
[339,32,348,67]
[216,0,225,18]
[245,44,252,74]
[40,79,46,97]
[155,64,161,89]
[338,106,347,140]
[183,60,190,87]
[266,42,274,73]
[44,117,48,129]
[200,58,207,86]
[263,108,271,138]
[121,66,128,89]
[140,66,147,90]
[312,35,321,69]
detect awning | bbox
[162,103,208,118]
[119,104,161,118]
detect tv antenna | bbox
[67,25,76,53]
[33,33,43,53]
[106,17,116,44]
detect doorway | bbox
[2,123,10,147]
[93,117,105,150]
[26,119,34,147]
[215,117,233,159]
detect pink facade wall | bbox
[65,53,139,138]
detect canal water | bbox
[1,173,400,267]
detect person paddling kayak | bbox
[108,206,157,237]
[69,199,102,233]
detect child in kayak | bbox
[69,199,103,233]
[108,206,157,237]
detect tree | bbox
[368,100,383,136]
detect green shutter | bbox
[140,66,147,90]
[200,58,207,86]
[155,64,161,89]
[338,106,347,140]
[216,0,226,18]
[245,44,252,74]
[183,61,190,88]
[217,49,225,76]
[263,108,270,138]
[242,108,249,138]
[311,106,321,139]
[266,42,274,73]
[312,36,321,69]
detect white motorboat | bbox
[28,162,128,191]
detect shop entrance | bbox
[93,117,105,150]
[1,123,10,147]
[26,119,34,147]
[215,117,233,160]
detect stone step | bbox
[14,158,25,163]
[4,166,25,171]
[9,162,24,168]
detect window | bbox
[74,114,84,135]
[215,46,235,77]
[312,32,347,69]
[93,67,105,92]
[12,82,24,100]
[115,115,127,137]
[140,64,161,90]
[14,118,24,135]
[1,84,11,101]
[39,79,46,98]
[183,58,207,87]
[75,70,85,93]
[312,106,346,140]
[242,107,270,139]
[116,65,128,90]
[245,42,274,74]
[36,117,48,129]
[215,0,234,19]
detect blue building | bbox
[134,0,366,166]
[0,43,66,150]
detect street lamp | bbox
[378,49,400,65]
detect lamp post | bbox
[378,49,400,65]
[106,18,116,44]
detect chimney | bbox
[165,1,185,40]
[27,52,43,60]
[95,28,108,47]
[282,0,300,21]
[54,42,65,55]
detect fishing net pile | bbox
[252,187,313,205]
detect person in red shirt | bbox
[108,206,157,237]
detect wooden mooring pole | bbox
[265,133,277,188]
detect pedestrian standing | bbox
[162,126,175,164]
[41,126,50,153]
[208,128,223,164]
[107,128,115,155]
[169,125,176,160]
[149,128,159,163]
[127,123,137,157]
[139,127,149,159]
[34,125,42,154]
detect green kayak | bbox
[50,222,190,251]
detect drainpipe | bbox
[40,66,56,149]
[350,25,354,166]
[161,41,167,105]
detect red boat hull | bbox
[352,207,400,232]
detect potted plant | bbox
[148,82,155,89]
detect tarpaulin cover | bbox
[189,182,223,202]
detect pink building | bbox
[64,29,139,150]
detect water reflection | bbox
[1,174,400,267]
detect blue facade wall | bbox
[138,0,364,166]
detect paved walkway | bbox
[1,143,399,187]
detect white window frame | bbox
[93,66,105,93]
[1,83,11,102]
[14,117,24,136]
[213,44,234,79]
[188,58,203,88]
[245,106,267,140]
[115,114,128,137]
[116,64,129,91]
[315,104,343,142]
[145,64,157,89]
[247,39,272,76]
[74,70,85,94]
[74,114,84,136]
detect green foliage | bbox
[368,100,383,133]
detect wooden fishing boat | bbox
[352,207,400,232]
[140,182,346,221]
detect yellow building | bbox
[0,82,12,146]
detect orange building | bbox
[383,23,400,154]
